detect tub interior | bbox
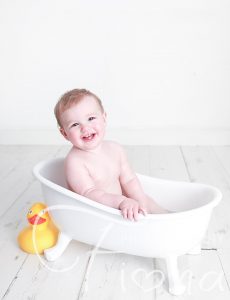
[37,158,218,212]
[40,158,68,188]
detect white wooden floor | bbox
[0,145,230,300]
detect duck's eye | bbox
[40,209,45,215]
[28,210,33,214]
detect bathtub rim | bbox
[33,157,222,221]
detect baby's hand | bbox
[119,197,147,221]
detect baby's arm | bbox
[119,145,167,213]
[65,156,141,221]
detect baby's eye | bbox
[88,116,96,121]
[71,123,79,128]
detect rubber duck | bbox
[18,202,59,254]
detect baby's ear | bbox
[103,111,107,122]
[60,127,68,140]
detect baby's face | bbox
[60,96,106,151]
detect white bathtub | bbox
[33,157,221,295]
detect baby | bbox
[54,89,168,221]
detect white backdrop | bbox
[0,0,230,144]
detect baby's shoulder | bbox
[103,140,123,153]
[65,147,84,166]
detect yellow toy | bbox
[18,202,59,254]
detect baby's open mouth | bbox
[82,133,96,142]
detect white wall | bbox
[0,0,230,145]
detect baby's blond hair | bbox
[54,89,104,127]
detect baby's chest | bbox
[86,156,120,185]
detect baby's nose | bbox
[81,124,91,133]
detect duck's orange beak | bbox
[28,214,46,225]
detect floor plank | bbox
[79,251,156,300]
[3,242,91,300]
[213,146,230,179]
[0,146,61,217]
[181,146,230,250]
[149,146,189,180]
[156,251,230,300]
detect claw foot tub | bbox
[33,157,221,296]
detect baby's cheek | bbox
[97,123,106,133]
[70,132,81,144]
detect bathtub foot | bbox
[187,243,201,255]
[165,256,186,296]
[44,232,72,261]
